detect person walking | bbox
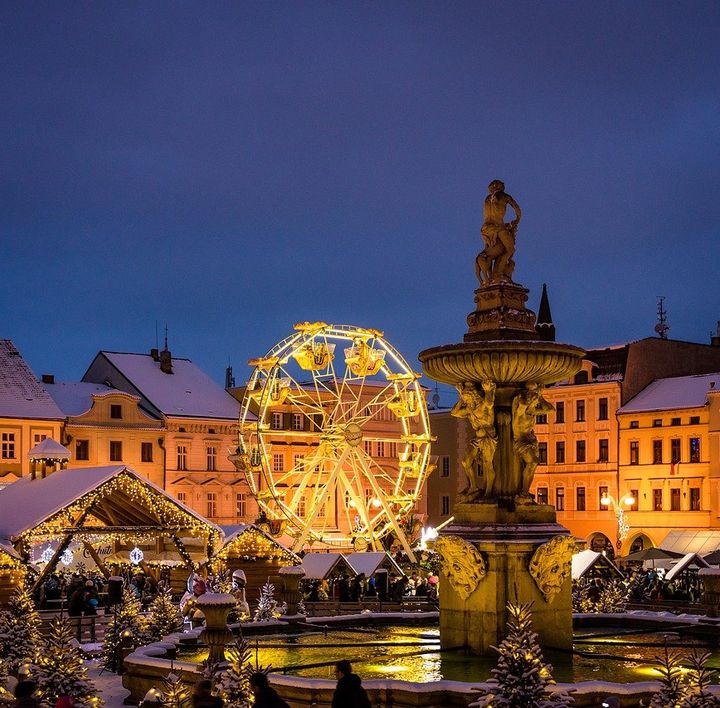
[248,673,289,708]
[332,660,371,708]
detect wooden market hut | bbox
[300,553,355,582]
[572,549,624,581]
[0,542,26,605]
[0,464,221,596]
[216,524,301,602]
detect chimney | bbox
[712,321,720,347]
[150,348,160,361]
[159,348,173,374]
[41,374,55,385]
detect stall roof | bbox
[572,549,623,581]
[345,551,404,578]
[660,530,720,556]
[217,524,300,563]
[665,553,711,582]
[300,553,354,580]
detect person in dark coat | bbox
[192,679,223,708]
[248,673,289,708]
[13,680,40,708]
[332,660,371,708]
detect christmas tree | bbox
[34,617,103,707]
[0,585,42,673]
[253,581,286,622]
[470,602,573,708]
[650,641,686,708]
[147,584,183,642]
[159,672,190,708]
[102,588,148,673]
[0,655,12,701]
[675,648,720,708]
[213,636,254,708]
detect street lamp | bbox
[600,493,635,551]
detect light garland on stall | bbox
[215,528,299,565]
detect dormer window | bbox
[110,404,123,419]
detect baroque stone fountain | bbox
[419,179,585,655]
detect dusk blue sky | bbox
[2,2,719,400]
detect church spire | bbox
[536,283,556,342]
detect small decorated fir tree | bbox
[650,641,686,708]
[594,579,629,614]
[213,636,254,708]
[102,588,148,673]
[253,581,285,622]
[147,584,183,642]
[0,654,12,701]
[34,617,103,707]
[470,602,573,708]
[677,649,720,708]
[0,585,42,672]
[159,672,190,708]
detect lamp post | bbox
[600,493,635,553]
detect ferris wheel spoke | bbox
[337,461,379,551]
[273,364,326,416]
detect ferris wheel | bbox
[235,322,433,559]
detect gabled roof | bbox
[217,524,300,562]
[0,465,220,541]
[84,351,240,420]
[571,549,623,580]
[618,372,720,413]
[0,340,64,420]
[300,552,354,580]
[44,380,138,417]
[665,552,711,581]
[345,551,404,577]
[28,438,71,459]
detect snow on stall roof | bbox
[44,380,138,417]
[571,549,623,580]
[0,340,64,420]
[0,465,220,540]
[665,553,710,582]
[346,551,404,578]
[100,351,240,419]
[28,437,70,459]
[300,553,353,580]
[618,372,720,413]
[219,524,299,558]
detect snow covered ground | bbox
[86,662,130,708]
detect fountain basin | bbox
[418,340,585,386]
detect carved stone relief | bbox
[528,535,574,604]
[434,536,487,600]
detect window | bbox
[297,496,306,518]
[555,402,565,424]
[1,433,16,460]
[629,489,639,511]
[235,493,247,517]
[690,487,701,511]
[206,446,216,471]
[272,453,284,472]
[206,492,217,518]
[599,485,608,510]
[690,438,701,463]
[576,440,586,463]
[141,442,153,462]
[271,412,283,430]
[389,442,397,458]
[76,439,89,461]
[671,438,681,464]
[536,414,547,424]
[292,413,303,431]
[441,456,450,477]
[441,496,450,515]
[630,441,639,465]
[177,491,186,504]
[110,404,123,419]
[177,445,187,471]
[598,398,608,420]
[653,440,663,464]
[574,371,589,384]
[690,416,700,425]
[671,488,681,511]
[377,441,385,457]
[538,442,547,465]
[555,487,565,511]
[110,441,123,462]
[293,454,305,471]
[630,420,639,429]
[576,400,585,422]
[653,488,663,511]
[671,417,681,426]
[33,433,47,444]
[598,439,609,462]
[317,497,327,519]
[536,487,548,505]
[652,418,662,428]
[576,487,586,511]
[555,441,565,464]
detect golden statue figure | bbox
[451,380,497,500]
[511,383,553,499]
[476,179,522,285]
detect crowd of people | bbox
[302,570,439,604]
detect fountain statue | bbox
[419,180,585,655]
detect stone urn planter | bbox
[279,565,306,615]
[195,592,236,662]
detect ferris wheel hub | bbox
[343,422,363,447]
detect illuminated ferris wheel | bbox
[235,322,433,558]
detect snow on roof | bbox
[0,340,64,420]
[345,551,404,578]
[44,380,136,417]
[97,351,240,420]
[619,372,720,413]
[28,437,70,459]
[665,552,710,581]
[0,465,220,540]
[218,524,299,559]
[300,553,353,580]
[571,549,623,580]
